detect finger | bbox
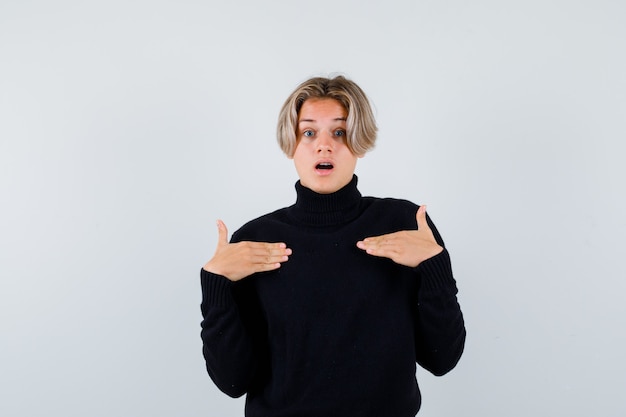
[248,248,290,262]
[255,254,290,266]
[416,206,429,231]
[358,232,392,245]
[255,261,285,273]
[357,238,381,250]
[245,252,290,272]
[216,219,229,246]
[244,241,290,256]
[357,235,394,251]
[243,242,291,261]
[361,244,400,260]
[361,231,399,244]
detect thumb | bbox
[416,205,429,230]
[216,219,229,246]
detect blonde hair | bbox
[277,75,377,157]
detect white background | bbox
[1,1,625,416]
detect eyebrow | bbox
[298,117,347,123]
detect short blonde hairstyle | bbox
[277,75,378,157]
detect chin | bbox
[302,174,352,194]
[316,187,338,194]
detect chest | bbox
[252,230,416,329]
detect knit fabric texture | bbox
[200,176,466,417]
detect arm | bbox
[200,270,259,397]
[412,249,466,376]
[357,205,466,375]
[200,220,289,396]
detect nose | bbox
[316,132,333,153]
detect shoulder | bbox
[362,195,446,244]
[230,207,291,243]
[364,195,420,216]
[358,196,421,232]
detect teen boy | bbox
[200,75,466,417]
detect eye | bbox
[334,129,346,137]
[303,130,314,137]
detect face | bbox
[291,98,362,194]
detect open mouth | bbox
[316,162,334,170]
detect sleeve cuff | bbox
[200,268,235,307]
[415,248,457,291]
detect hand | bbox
[356,205,443,268]
[203,220,292,281]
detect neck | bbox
[288,175,362,227]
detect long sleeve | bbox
[198,178,466,416]
[200,270,261,397]
[413,248,466,376]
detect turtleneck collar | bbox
[288,175,363,227]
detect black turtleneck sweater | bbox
[200,176,465,417]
